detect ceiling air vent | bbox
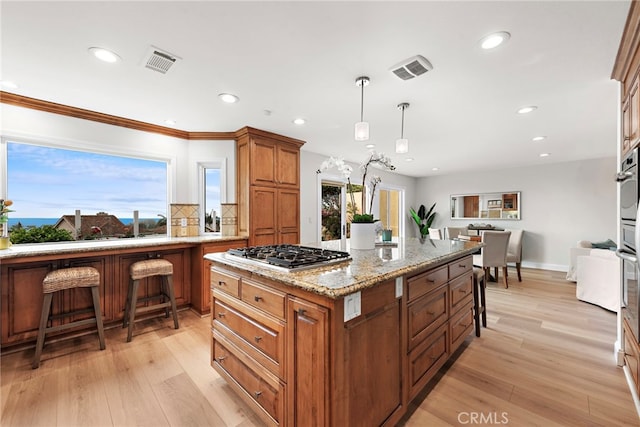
[143,46,180,74]
[390,55,433,80]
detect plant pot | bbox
[0,237,11,250]
[350,222,376,250]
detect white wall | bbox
[300,150,418,245]
[1,104,235,208]
[416,157,617,271]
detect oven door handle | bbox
[616,171,635,182]
[616,249,637,264]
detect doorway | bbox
[320,180,347,243]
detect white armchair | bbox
[566,240,594,282]
[576,249,620,312]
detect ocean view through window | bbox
[5,141,168,241]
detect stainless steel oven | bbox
[622,220,636,253]
[618,147,638,221]
[618,248,639,339]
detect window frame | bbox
[198,159,227,235]
[0,134,175,239]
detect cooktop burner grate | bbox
[227,244,351,270]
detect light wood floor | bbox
[1,268,639,426]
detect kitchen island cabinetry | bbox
[236,127,304,246]
[206,239,481,426]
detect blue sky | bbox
[7,142,169,218]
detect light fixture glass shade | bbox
[395,138,409,154]
[355,121,369,141]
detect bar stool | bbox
[472,266,487,337]
[123,259,179,342]
[33,266,106,369]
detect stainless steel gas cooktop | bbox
[226,244,351,272]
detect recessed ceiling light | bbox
[164,119,176,126]
[218,93,239,103]
[539,153,551,157]
[365,144,376,149]
[88,47,120,63]
[432,167,439,171]
[480,31,511,50]
[532,136,546,141]
[405,158,414,162]
[517,106,537,114]
[1,80,18,89]
[293,118,306,125]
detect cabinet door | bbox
[624,96,632,154]
[251,186,277,246]
[277,189,300,244]
[631,78,640,147]
[277,144,300,187]
[287,297,328,427]
[251,138,277,187]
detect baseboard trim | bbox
[520,261,567,272]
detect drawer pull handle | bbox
[427,278,435,283]
[298,308,306,316]
[218,281,226,287]
[217,312,226,318]
[254,391,262,399]
[254,336,263,343]
[458,264,466,268]
[217,356,227,363]
[458,289,467,293]
[427,311,435,316]
[254,295,263,302]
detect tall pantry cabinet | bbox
[235,127,305,246]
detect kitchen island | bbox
[0,235,247,350]
[205,238,481,427]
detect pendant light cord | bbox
[360,82,365,122]
[400,106,405,139]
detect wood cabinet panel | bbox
[449,255,472,280]
[450,301,474,353]
[236,127,304,246]
[343,282,402,427]
[212,331,283,426]
[407,265,448,301]
[408,282,448,351]
[211,267,241,298]
[287,296,328,427]
[241,279,286,320]
[408,322,449,399]
[449,272,473,314]
[624,319,639,393]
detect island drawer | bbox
[450,300,474,353]
[407,283,448,351]
[408,322,449,399]
[241,279,286,320]
[449,272,473,314]
[213,295,285,379]
[211,267,241,298]
[407,266,448,302]
[212,330,284,425]
[449,256,472,280]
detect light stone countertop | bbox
[205,238,483,299]
[0,235,248,260]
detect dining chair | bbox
[428,228,442,239]
[505,229,524,282]
[473,230,511,288]
[445,226,468,240]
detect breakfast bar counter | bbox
[0,235,248,350]
[206,237,481,427]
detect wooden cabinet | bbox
[624,319,640,395]
[191,239,247,315]
[210,254,475,426]
[236,127,304,246]
[0,241,233,349]
[287,296,329,427]
[502,193,518,210]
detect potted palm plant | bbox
[410,203,436,240]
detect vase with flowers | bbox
[317,151,395,249]
[0,199,14,249]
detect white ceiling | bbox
[0,1,630,177]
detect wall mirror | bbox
[450,192,521,220]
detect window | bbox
[4,140,168,240]
[198,161,226,234]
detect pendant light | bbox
[355,76,370,141]
[395,102,410,154]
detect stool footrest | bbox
[132,302,173,315]
[45,317,98,334]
